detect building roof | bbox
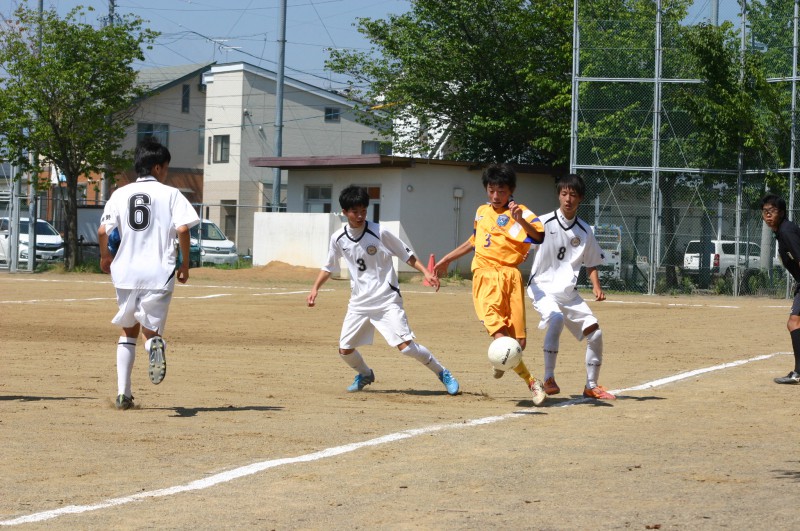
[249,155,557,175]
[205,62,369,109]
[136,63,216,93]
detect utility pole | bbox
[100,0,116,204]
[26,0,45,273]
[271,0,286,212]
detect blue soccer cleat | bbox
[438,369,460,395]
[347,369,375,392]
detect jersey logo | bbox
[497,215,510,227]
[367,245,378,255]
[570,236,581,247]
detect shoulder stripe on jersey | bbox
[575,219,589,233]
[364,221,380,241]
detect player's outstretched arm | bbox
[587,267,605,301]
[308,270,332,307]
[407,255,439,292]
[434,239,473,277]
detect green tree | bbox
[326,0,573,165]
[675,22,789,172]
[0,4,157,270]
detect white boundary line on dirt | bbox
[0,351,786,527]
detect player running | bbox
[526,173,615,400]
[98,139,200,410]
[307,185,460,395]
[434,163,548,405]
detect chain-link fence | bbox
[573,0,800,296]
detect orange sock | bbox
[513,360,535,386]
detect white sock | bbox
[543,313,564,380]
[585,328,603,388]
[401,341,444,374]
[340,350,370,375]
[117,337,137,397]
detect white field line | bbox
[0,351,786,526]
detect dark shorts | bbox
[792,285,800,315]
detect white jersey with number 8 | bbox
[528,209,604,302]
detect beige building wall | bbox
[204,63,383,255]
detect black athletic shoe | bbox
[774,371,800,384]
[116,394,134,410]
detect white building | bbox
[248,155,557,276]
[201,62,386,255]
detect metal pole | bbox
[788,0,799,298]
[271,0,287,212]
[569,0,580,173]
[648,0,664,295]
[100,0,116,203]
[27,0,45,272]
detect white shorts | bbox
[527,283,598,341]
[112,288,173,333]
[339,304,415,349]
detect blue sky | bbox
[4,0,410,89]
[4,0,748,90]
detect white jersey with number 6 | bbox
[528,209,604,302]
[322,221,415,312]
[101,176,200,290]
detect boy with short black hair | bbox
[526,173,615,400]
[760,193,800,384]
[99,138,200,410]
[307,185,460,395]
[434,163,548,405]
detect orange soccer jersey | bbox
[469,203,543,338]
[469,203,543,271]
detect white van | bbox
[683,239,763,277]
[0,218,65,264]
[190,220,237,266]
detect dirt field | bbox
[2,263,799,529]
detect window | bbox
[304,185,333,213]
[324,107,341,123]
[213,135,230,163]
[181,84,190,113]
[137,123,169,146]
[361,140,392,155]
[198,126,205,155]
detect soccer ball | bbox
[107,227,121,256]
[487,336,522,371]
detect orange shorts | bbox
[472,266,526,339]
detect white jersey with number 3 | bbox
[528,209,604,302]
[101,176,200,290]
[322,221,414,312]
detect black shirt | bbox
[775,217,800,282]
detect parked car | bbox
[683,239,765,277]
[0,217,65,264]
[190,220,237,266]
